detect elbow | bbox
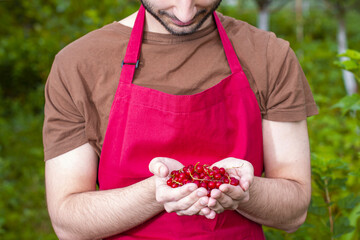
[284,210,308,233]
[51,221,83,240]
[48,207,76,240]
[284,181,311,233]
[49,211,91,240]
[51,220,101,240]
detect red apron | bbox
[99,5,265,240]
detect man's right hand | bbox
[149,157,216,219]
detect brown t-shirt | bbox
[43,13,318,161]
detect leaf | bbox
[327,159,349,171]
[336,60,359,71]
[309,196,327,216]
[339,49,360,60]
[332,94,360,115]
[328,178,348,191]
[337,193,360,209]
[333,216,355,238]
[349,169,360,177]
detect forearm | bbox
[236,176,310,232]
[50,176,163,240]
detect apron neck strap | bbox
[124,4,145,64]
[213,12,242,73]
[120,5,145,84]
[121,5,242,84]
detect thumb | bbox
[149,157,170,178]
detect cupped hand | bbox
[207,157,254,213]
[149,157,216,219]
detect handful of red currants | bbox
[167,163,240,196]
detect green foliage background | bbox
[0,0,359,239]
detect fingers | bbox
[163,187,208,212]
[149,157,170,177]
[240,178,250,192]
[219,184,247,202]
[199,208,216,219]
[207,185,249,213]
[175,194,209,215]
[157,183,198,203]
[208,189,234,212]
[233,162,253,191]
[176,197,217,219]
[207,196,224,213]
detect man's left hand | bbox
[207,157,254,213]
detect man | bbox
[43,0,318,239]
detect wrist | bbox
[146,176,164,209]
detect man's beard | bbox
[140,0,222,36]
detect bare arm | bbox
[206,119,311,232]
[45,143,163,240]
[235,119,311,232]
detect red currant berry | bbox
[192,173,200,180]
[208,181,216,189]
[193,180,201,187]
[230,177,239,186]
[203,175,211,181]
[179,173,186,180]
[195,165,204,173]
[214,173,222,180]
[200,182,208,189]
[186,165,194,174]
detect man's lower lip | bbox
[171,18,194,26]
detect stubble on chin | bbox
[158,10,209,36]
[140,0,222,36]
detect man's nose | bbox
[173,0,197,23]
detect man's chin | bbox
[165,25,199,36]
[160,18,208,36]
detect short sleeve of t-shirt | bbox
[43,55,88,160]
[221,15,318,122]
[261,33,318,121]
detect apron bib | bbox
[99,5,265,240]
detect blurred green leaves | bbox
[336,49,360,83]
[0,1,140,239]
